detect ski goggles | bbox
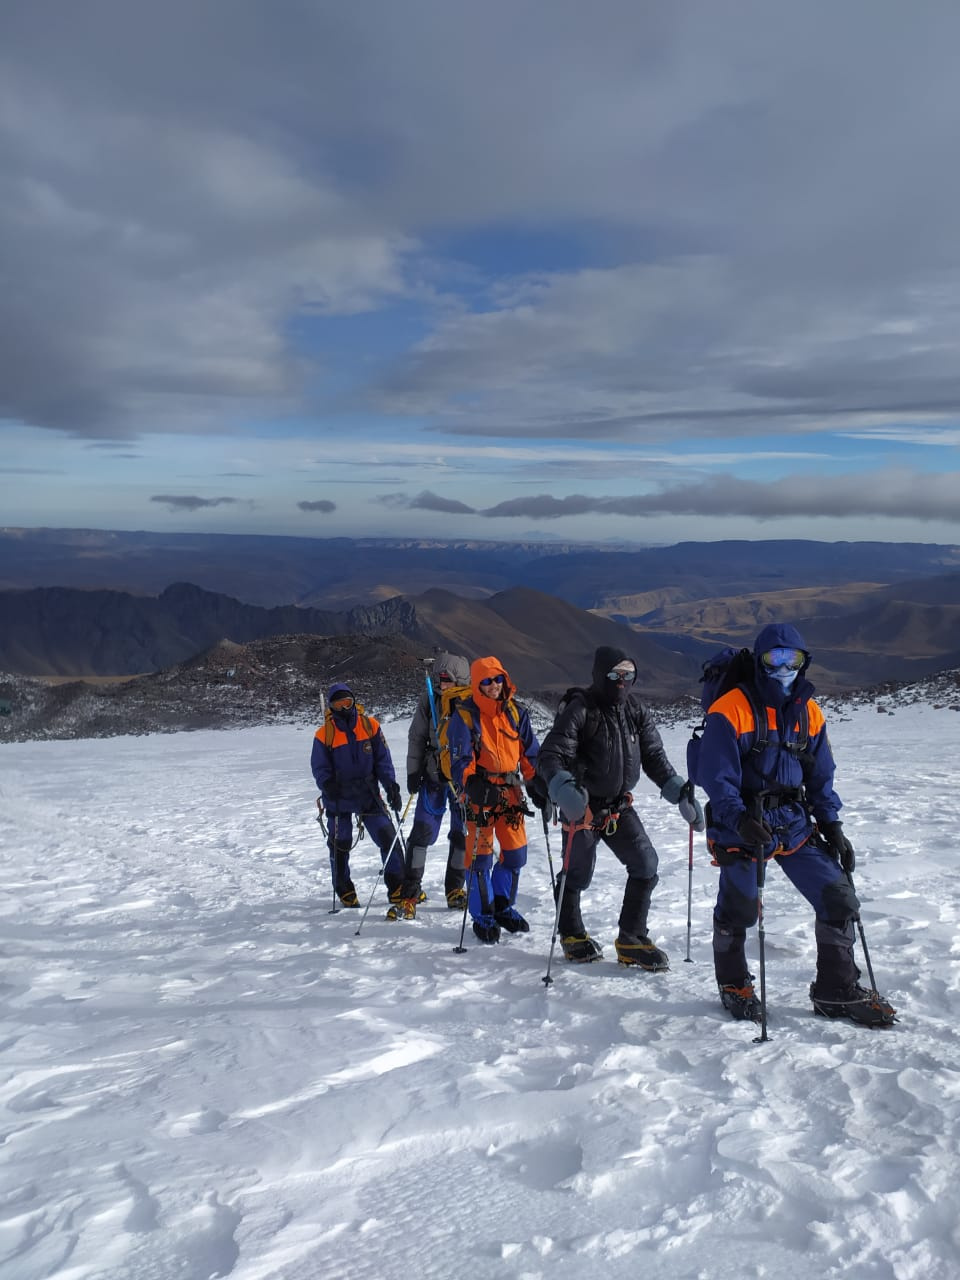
[760,647,805,672]
[479,674,506,687]
[605,668,636,683]
[436,671,453,684]
[329,693,355,708]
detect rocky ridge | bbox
[1,633,958,745]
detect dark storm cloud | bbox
[5,2,960,444]
[479,471,960,523]
[297,500,337,513]
[150,495,244,511]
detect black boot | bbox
[719,980,761,1022]
[810,983,896,1027]
[562,934,603,962]
[615,934,669,971]
[493,893,529,933]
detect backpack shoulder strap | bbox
[558,686,601,741]
[737,681,770,754]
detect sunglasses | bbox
[479,674,505,687]
[605,669,636,683]
[330,694,355,708]
[760,647,804,671]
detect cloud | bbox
[150,494,245,511]
[6,2,960,457]
[479,470,960,523]
[297,499,336,513]
[408,490,477,515]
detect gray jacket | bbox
[406,651,470,785]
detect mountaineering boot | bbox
[389,886,427,904]
[810,982,897,1028]
[338,885,359,908]
[614,934,670,971]
[446,888,468,910]
[472,915,501,945]
[493,894,529,933]
[719,983,762,1022]
[385,898,418,921]
[562,935,603,963]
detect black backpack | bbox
[555,686,603,744]
[686,647,809,787]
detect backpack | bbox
[320,703,377,748]
[436,685,523,785]
[687,646,812,789]
[555,686,603,744]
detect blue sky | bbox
[2,0,960,545]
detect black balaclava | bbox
[591,645,634,706]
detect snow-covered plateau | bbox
[1,693,959,1279]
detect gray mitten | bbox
[660,774,686,804]
[547,770,588,822]
[677,781,705,832]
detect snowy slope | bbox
[1,703,959,1280]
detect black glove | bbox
[407,771,422,795]
[465,774,500,809]
[822,820,855,873]
[526,776,549,812]
[385,780,402,811]
[737,812,772,851]
[322,782,339,811]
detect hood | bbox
[326,682,357,721]
[591,644,634,705]
[434,651,470,686]
[753,623,811,671]
[753,622,813,705]
[470,655,515,710]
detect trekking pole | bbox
[453,860,476,953]
[542,815,583,987]
[753,846,769,1043]
[684,822,694,963]
[354,793,413,937]
[847,873,881,996]
[543,805,557,895]
[747,798,771,1042]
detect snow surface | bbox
[2,703,959,1280]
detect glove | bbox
[677,781,705,832]
[407,771,422,795]
[322,782,339,811]
[822,820,855,873]
[465,774,501,809]
[660,774,687,804]
[385,780,402,811]
[547,770,588,823]
[737,812,772,851]
[526,775,549,812]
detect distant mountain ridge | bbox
[2,527,958,609]
[0,580,692,695]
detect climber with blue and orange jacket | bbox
[447,656,541,945]
[311,682,403,908]
[697,622,894,1028]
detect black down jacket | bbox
[538,689,677,806]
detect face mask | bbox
[766,668,798,691]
